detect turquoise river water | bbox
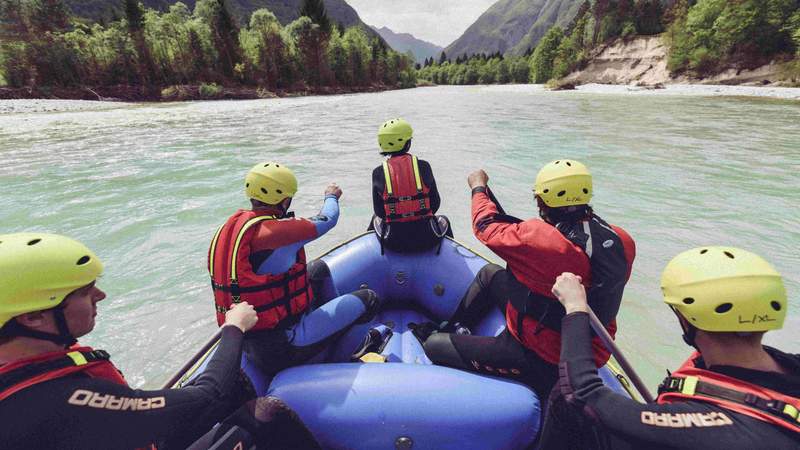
[1,85,798,388]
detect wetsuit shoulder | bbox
[0,326,247,450]
[553,312,800,449]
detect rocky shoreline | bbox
[561,35,799,89]
[0,83,402,103]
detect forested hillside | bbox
[64,0,366,28]
[420,0,800,86]
[0,0,416,99]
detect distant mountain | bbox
[371,26,443,63]
[445,0,583,58]
[65,0,369,29]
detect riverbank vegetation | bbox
[0,0,416,100]
[417,0,800,86]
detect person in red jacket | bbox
[419,160,635,396]
[209,162,380,376]
[370,118,451,253]
[543,247,799,449]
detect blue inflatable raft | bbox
[180,232,632,449]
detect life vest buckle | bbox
[90,350,110,360]
[661,376,683,393]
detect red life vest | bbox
[209,210,311,331]
[0,346,126,402]
[658,352,800,433]
[381,154,433,223]
[506,216,629,366]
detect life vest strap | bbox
[210,267,307,294]
[215,286,306,315]
[385,193,428,204]
[660,375,800,426]
[386,209,431,220]
[0,350,110,394]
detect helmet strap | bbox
[1,304,77,348]
[672,307,699,349]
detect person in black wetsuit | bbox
[542,246,800,450]
[370,118,451,253]
[0,232,319,450]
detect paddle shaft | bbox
[486,185,655,402]
[587,308,654,402]
[162,328,223,389]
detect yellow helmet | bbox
[0,233,103,328]
[378,118,413,153]
[245,162,298,205]
[533,159,592,208]
[661,247,787,333]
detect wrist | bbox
[564,303,589,315]
[471,186,488,196]
[222,322,246,333]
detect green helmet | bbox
[533,160,592,208]
[0,233,103,328]
[378,118,413,153]
[661,246,786,333]
[245,162,298,205]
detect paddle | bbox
[484,184,654,402]
[162,328,223,389]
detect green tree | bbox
[125,0,158,86]
[27,0,70,33]
[299,0,331,34]
[530,26,564,82]
[242,9,290,87]
[286,16,329,85]
[343,26,371,85]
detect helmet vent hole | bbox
[397,138,403,141]
[27,238,41,246]
[566,161,572,166]
[261,188,268,194]
[715,303,733,314]
[555,160,560,164]
[700,249,708,254]
[771,301,781,311]
[246,183,250,187]
[682,297,695,305]
[583,188,588,194]
[275,164,280,167]
[723,251,735,259]
[264,163,270,167]
[276,189,283,194]
[543,189,549,194]
[557,190,566,197]
[388,142,394,146]
[76,255,91,266]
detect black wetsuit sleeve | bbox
[1,325,249,450]
[418,159,440,214]
[372,165,386,219]
[555,312,800,449]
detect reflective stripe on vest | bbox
[0,347,126,402]
[381,154,433,223]
[658,352,800,433]
[209,210,311,330]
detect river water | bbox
[1,85,798,388]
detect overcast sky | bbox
[347,0,498,48]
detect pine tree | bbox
[211,0,241,78]
[28,0,70,33]
[125,0,158,86]
[299,0,331,34]
[438,51,447,65]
